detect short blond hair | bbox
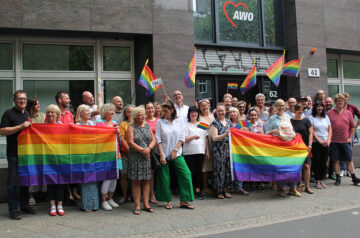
[334,93,345,102]
[75,104,90,122]
[99,103,115,119]
[275,99,285,106]
[131,106,145,125]
[229,107,241,123]
[45,104,61,121]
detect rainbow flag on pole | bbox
[227,82,238,90]
[240,64,256,94]
[18,124,119,186]
[229,128,308,182]
[138,59,163,96]
[265,52,285,87]
[282,55,303,77]
[184,48,196,88]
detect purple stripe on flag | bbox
[19,170,118,186]
[234,172,301,182]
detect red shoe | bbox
[49,207,57,216]
[57,207,66,216]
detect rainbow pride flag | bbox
[18,124,119,186]
[282,56,303,77]
[229,128,308,182]
[138,59,162,96]
[265,54,284,87]
[197,122,210,130]
[184,48,196,88]
[227,82,238,90]
[240,64,256,94]
[235,121,252,129]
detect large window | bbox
[0,43,13,70]
[23,44,94,71]
[103,46,131,71]
[343,60,360,79]
[104,80,132,105]
[193,0,285,48]
[327,59,338,78]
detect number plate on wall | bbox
[308,68,320,78]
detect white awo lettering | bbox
[232,11,254,21]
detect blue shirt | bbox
[265,113,291,134]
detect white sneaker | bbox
[118,196,126,204]
[101,201,112,211]
[340,170,345,177]
[108,199,119,208]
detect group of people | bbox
[1,88,359,220]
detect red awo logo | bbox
[223,1,254,28]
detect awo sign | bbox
[223,1,254,28]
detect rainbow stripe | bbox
[235,121,252,129]
[282,59,301,77]
[18,124,119,186]
[230,128,308,182]
[265,55,284,87]
[240,64,256,94]
[197,122,210,130]
[138,60,162,96]
[184,48,196,88]
[227,82,238,90]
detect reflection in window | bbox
[264,0,284,47]
[328,85,339,99]
[23,44,94,71]
[343,60,360,79]
[104,80,132,105]
[218,0,259,45]
[194,0,213,43]
[103,46,131,71]
[196,79,212,99]
[0,80,14,159]
[327,59,338,78]
[344,85,360,110]
[0,43,13,70]
[24,80,94,112]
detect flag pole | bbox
[296,55,304,78]
[132,59,149,102]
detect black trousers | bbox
[312,142,329,181]
[48,184,65,202]
[7,155,29,212]
[184,154,205,190]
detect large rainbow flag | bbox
[240,64,256,94]
[265,53,284,87]
[230,128,308,182]
[184,48,196,88]
[138,59,162,96]
[18,124,119,186]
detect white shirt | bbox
[309,115,331,141]
[183,122,208,155]
[89,105,101,124]
[174,103,189,122]
[155,117,185,160]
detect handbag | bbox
[134,124,161,170]
[279,116,296,141]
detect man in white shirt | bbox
[82,91,102,124]
[173,90,189,122]
[285,97,297,119]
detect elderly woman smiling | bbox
[45,104,66,216]
[126,106,156,215]
[96,103,119,211]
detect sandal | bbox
[180,203,194,209]
[297,184,304,192]
[133,209,141,215]
[165,202,173,209]
[143,207,154,213]
[224,192,232,198]
[29,198,36,206]
[305,188,314,194]
[217,193,225,199]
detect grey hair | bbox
[123,104,135,121]
[100,103,115,119]
[255,93,265,100]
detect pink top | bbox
[327,109,355,143]
[145,117,159,135]
[346,104,360,119]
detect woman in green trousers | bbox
[155,100,195,209]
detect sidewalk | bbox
[1,173,360,238]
